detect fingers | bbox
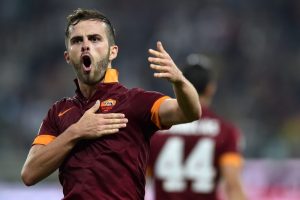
[99,129,120,135]
[148,48,164,58]
[150,63,169,70]
[102,123,127,130]
[97,113,128,127]
[148,41,169,58]
[87,100,100,113]
[148,57,169,65]
[101,113,126,119]
[148,42,183,83]
[153,72,171,78]
[95,118,127,137]
[148,41,172,70]
[101,117,128,125]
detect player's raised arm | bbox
[148,41,201,127]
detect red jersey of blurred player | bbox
[148,54,247,200]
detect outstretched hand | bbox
[148,41,184,84]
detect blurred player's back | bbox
[148,54,246,200]
[149,107,241,200]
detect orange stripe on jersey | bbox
[103,68,119,83]
[151,96,171,129]
[32,135,56,145]
[146,167,153,177]
[220,152,243,168]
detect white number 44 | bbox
[154,137,216,193]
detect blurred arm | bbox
[221,164,247,200]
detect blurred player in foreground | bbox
[147,54,247,200]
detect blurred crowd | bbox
[1,0,300,181]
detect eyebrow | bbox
[70,36,82,42]
[71,34,101,40]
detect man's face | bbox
[65,20,116,85]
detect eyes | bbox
[89,35,101,42]
[70,35,102,45]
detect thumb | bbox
[157,41,166,53]
[88,100,100,113]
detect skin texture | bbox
[21,19,201,186]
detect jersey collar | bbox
[102,68,119,83]
[74,68,119,100]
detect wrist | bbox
[173,76,187,88]
[65,123,82,142]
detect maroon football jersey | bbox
[33,69,170,200]
[149,107,243,200]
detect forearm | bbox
[173,77,201,121]
[222,165,247,200]
[225,184,247,200]
[21,124,80,186]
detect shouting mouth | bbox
[82,55,92,72]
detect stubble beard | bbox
[75,54,110,86]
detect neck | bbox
[78,80,98,99]
[199,96,211,108]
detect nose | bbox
[81,40,90,52]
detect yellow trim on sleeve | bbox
[103,68,119,83]
[151,96,172,129]
[219,152,243,168]
[32,135,56,145]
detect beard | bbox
[73,53,110,86]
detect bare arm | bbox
[221,165,247,200]
[21,129,78,186]
[21,100,128,186]
[148,41,201,127]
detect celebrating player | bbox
[21,8,200,200]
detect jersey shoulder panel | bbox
[38,97,76,137]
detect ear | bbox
[64,51,70,64]
[205,81,217,97]
[109,45,118,61]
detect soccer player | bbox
[148,54,247,200]
[20,8,201,200]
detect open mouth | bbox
[82,55,92,72]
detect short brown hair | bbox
[65,8,116,47]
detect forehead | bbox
[68,19,107,37]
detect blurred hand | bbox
[72,100,128,139]
[148,41,184,84]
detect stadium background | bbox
[0,0,300,199]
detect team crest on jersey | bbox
[100,99,116,112]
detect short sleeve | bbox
[32,103,59,145]
[129,88,170,134]
[223,124,242,153]
[219,124,244,167]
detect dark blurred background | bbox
[1,0,300,192]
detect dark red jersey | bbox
[32,69,170,200]
[149,107,243,200]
